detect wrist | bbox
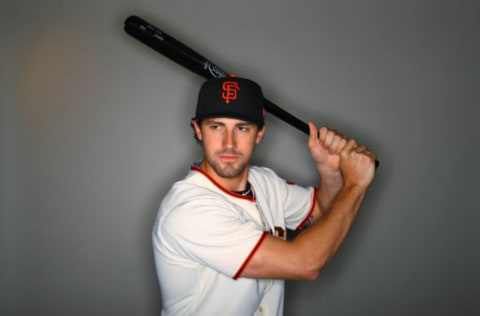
[317,164,343,185]
[342,182,369,194]
[316,162,340,176]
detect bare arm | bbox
[300,123,349,224]
[242,137,376,280]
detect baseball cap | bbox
[193,76,265,126]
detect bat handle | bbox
[264,98,380,168]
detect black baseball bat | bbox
[123,15,379,168]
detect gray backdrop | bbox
[1,0,479,315]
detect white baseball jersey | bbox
[152,162,318,316]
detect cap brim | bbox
[192,112,263,125]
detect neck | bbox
[200,160,250,192]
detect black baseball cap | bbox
[193,76,265,126]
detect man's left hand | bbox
[308,122,348,173]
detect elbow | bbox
[299,255,328,281]
[303,268,320,281]
[290,238,332,281]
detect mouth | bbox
[219,154,240,162]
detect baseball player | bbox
[152,76,376,315]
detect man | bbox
[152,76,376,315]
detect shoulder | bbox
[249,166,283,181]
[162,179,231,214]
[157,179,236,228]
[249,166,287,188]
[248,166,290,201]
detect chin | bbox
[216,167,243,178]
[214,162,248,178]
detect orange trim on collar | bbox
[190,165,255,202]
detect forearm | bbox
[316,165,344,215]
[293,184,366,274]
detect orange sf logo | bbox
[222,81,240,103]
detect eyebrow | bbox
[205,119,253,127]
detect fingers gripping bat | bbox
[123,15,379,168]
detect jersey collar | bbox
[190,164,255,202]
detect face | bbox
[193,118,265,179]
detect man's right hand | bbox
[340,139,376,189]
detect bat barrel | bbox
[124,15,228,79]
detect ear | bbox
[255,124,266,144]
[192,120,203,141]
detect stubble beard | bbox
[204,150,250,178]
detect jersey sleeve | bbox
[157,198,266,279]
[282,182,318,231]
[254,167,317,231]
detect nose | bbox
[223,128,236,149]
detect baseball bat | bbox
[123,15,379,168]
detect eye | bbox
[237,126,250,132]
[209,124,222,130]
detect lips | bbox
[219,155,239,162]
